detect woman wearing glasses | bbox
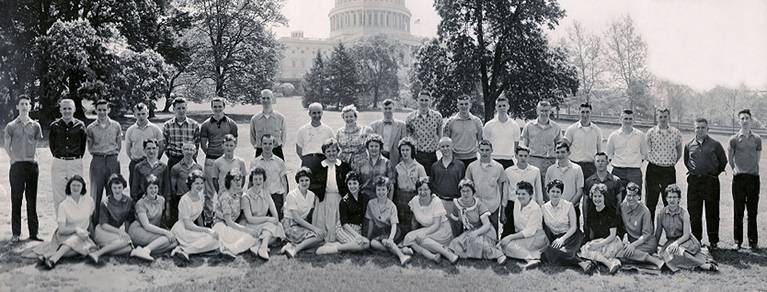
[617,182,664,269]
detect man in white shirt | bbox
[606,109,647,188]
[483,95,520,169]
[564,103,602,180]
[296,102,335,170]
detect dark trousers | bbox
[9,161,39,237]
[128,157,146,189]
[271,193,285,220]
[256,146,285,160]
[573,161,596,183]
[494,158,515,170]
[89,154,120,228]
[687,175,720,245]
[300,153,325,170]
[612,167,643,189]
[167,195,181,228]
[733,174,760,246]
[458,158,477,173]
[501,201,516,238]
[644,163,676,222]
[415,151,438,178]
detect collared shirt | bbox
[340,193,366,226]
[336,125,371,164]
[57,195,95,229]
[4,117,43,163]
[130,159,170,200]
[505,164,543,204]
[98,195,134,228]
[250,111,286,147]
[49,118,86,159]
[583,172,623,210]
[409,194,449,226]
[405,109,443,153]
[213,156,247,191]
[296,122,335,155]
[430,158,465,200]
[684,136,727,177]
[483,117,521,160]
[356,153,394,197]
[564,121,603,162]
[250,155,287,195]
[465,160,508,212]
[545,161,584,204]
[366,198,399,228]
[521,119,562,157]
[620,201,655,246]
[542,200,574,234]
[729,131,762,175]
[646,125,682,167]
[284,189,315,220]
[86,118,122,155]
[657,206,690,239]
[382,122,394,152]
[512,199,543,238]
[200,115,238,159]
[586,205,618,239]
[606,128,647,168]
[163,117,200,157]
[395,160,426,191]
[125,121,163,160]
[444,113,483,160]
[170,159,203,196]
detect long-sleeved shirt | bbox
[684,136,727,177]
[49,118,87,159]
[513,200,543,238]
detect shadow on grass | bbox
[712,249,767,269]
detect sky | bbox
[274,0,767,91]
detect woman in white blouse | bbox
[541,179,585,269]
[400,177,458,264]
[280,167,325,258]
[498,181,548,269]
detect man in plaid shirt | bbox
[163,97,201,171]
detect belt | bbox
[92,153,117,157]
[55,156,82,160]
[303,153,324,157]
[530,155,556,160]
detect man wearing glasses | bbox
[564,103,603,181]
[606,109,647,188]
[644,108,683,222]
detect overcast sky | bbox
[274,0,767,91]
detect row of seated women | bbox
[24,166,717,274]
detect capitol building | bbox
[277,0,422,84]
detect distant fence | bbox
[555,113,767,137]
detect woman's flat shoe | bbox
[400,255,412,266]
[44,258,56,269]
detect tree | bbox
[107,49,170,115]
[324,42,360,108]
[353,35,403,108]
[302,51,326,108]
[188,0,286,103]
[652,79,695,122]
[562,20,603,104]
[412,38,479,117]
[415,0,579,122]
[603,15,652,114]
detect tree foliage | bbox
[324,42,359,108]
[562,21,603,104]
[302,51,327,108]
[352,35,403,108]
[603,15,652,114]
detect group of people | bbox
[3,90,760,274]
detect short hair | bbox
[478,139,493,149]
[515,146,530,155]
[145,174,161,191]
[496,96,509,104]
[365,134,385,148]
[594,152,608,159]
[172,97,187,106]
[626,182,641,192]
[657,107,670,114]
[537,100,551,108]
[185,169,205,189]
[438,136,453,145]
[133,102,148,112]
[457,95,471,102]
[516,181,534,196]
[95,99,110,108]
[224,168,242,189]
[321,138,341,153]
[107,173,127,191]
[621,109,634,115]
[65,175,87,196]
[294,167,312,182]
[397,137,417,158]
[665,184,682,198]
[589,183,608,198]
[458,178,476,194]
[375,176,391,191]
[694,118,708,125]
[17,94,31,103]
[738,109,752,118]
[546,179,565,193]
[223,134,236,143]
[418,91,432,98]
[308,102,323,111]
[59,98,75,107]
[555,142,570,152]
[260,89,274,97]
[210,97,226,106]
[414,176,430,190]
[143,138,159,149]
[579,103,592,109]
[345,171,361,184]
[382,99,395,107]
[341,104,359,117]
[261,134,275,144]
[249,167,267,183]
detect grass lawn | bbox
[1,97,766,291]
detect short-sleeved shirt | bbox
[545,162,584,204]
[645,125,682,167]
[521,119,562,158]
[657,206,689,239]
[483,118,521,160]
[365,198,399,228]
[620,201,655,245]
[284,189,315,220]
[125,122,163,161]
[4,118,43,163]
[178,193,204,221]
[466,160,508,212]
[170,159,203,196]
[296,123,335,155]
[409,194,449,226]
[250,155,287,194]
[250,111,286,147]
[586,205,618,239]
[564,121,603,162]
[57,195,95,230]
[213,156,247,191]
[395,160,427,191]
[339,193,366,226]
[542,200,573,235]
[444,113,483,160]
[606,128,647,168]
[452,198,491,231]
[215,190,243,223]
[49,118,86,159]
[86,118,122,155]
[729,131,762,175]
[505,164,543,204]
[405,109,443,153]
[200,115,238,159]
[430,158,465,200]
[163,117,200,157]
[135,195,165,226]
[98,196,134,228]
